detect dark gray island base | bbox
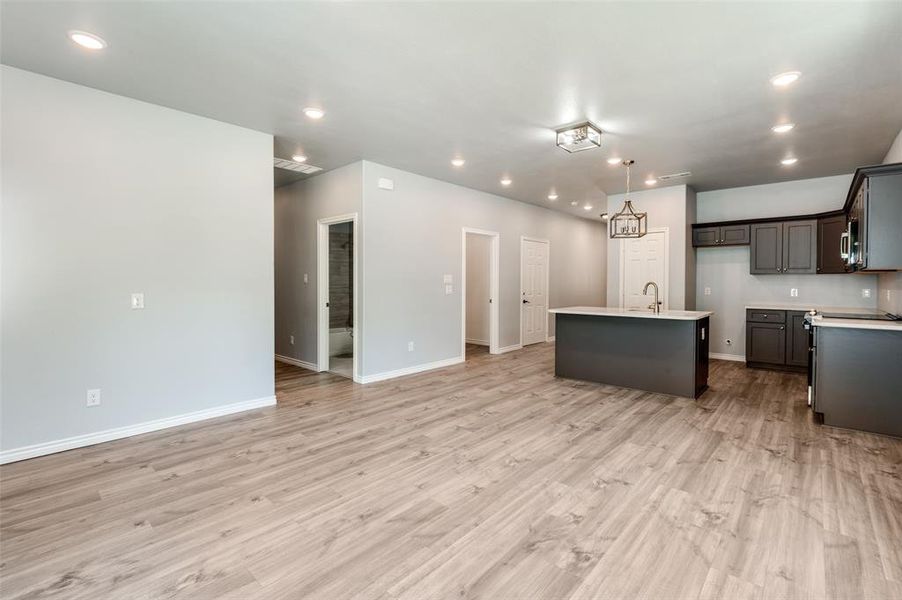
[553,309,711,399]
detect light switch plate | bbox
[443,274,453,284]
[303,273,308,284]
[704,287,711,296]
[862,288,871,298]
[790,288,799,297]
[445,284,453,295]
[131,293,144,309]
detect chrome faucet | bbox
[643,281,662,314]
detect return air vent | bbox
[273,157,322,175]
[657,171,691,181]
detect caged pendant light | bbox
[609,160,647,239]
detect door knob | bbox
[522,299,530,304]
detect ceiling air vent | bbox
[657,171,691,182]
[273,157,322,175]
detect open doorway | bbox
[462,228,500,358]
[317,214,358,380]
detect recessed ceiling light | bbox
[772,123,795,134]
[292,154,307,163]
[570,201,578,206]
[607,157,622,165]
[583,204,593,211]
[451,158,465,167]
[770,71,801,87]
[781,157,798,166]
[548,193,558,201]
[500,177,512,186]
[68,30,107,50]
[303,107,325,119]
[645,178,657,186]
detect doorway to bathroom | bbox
[317,214,357,380]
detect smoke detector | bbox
[273,157,322,175]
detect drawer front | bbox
[746,308,786,323]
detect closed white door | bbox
[622,230,667,309]
[521,238,549,345]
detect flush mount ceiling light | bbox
[610,160,648,239]
[548,193,558,201]
[500,177,512,186]
[303,107,325,119]
[292,154,307,163]
[570,201,578,206]
[68,30,107,50]
[772,123,795,133]
[451,158,465,167]
[781,157,798,166]
[770,71,801,87]
[555,121,603,153]
[645,178,658,186]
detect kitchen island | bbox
[549,306,713,398]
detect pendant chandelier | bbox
[610,160,648,239]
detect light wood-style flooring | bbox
[1,343,901,599]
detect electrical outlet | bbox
[130,293,144,309]
[725,339,733,346]
[790,288,799,297]
[408,341,415,352]
[862,288,871,299]
[704,287,711,296]
[86,388,101,407]
[290,335,295,345]
[887,289,893,302]
[303,273,308,284]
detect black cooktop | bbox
[819,311,900,321]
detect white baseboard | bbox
[0,395,276,465]
[465,338,489,346]
[710,352,745,362]
[275,354,319,371]
[496,344,522,354]
[358,356,464,384]
[546,336,556,342]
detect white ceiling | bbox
[3,2,901,221]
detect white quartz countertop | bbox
[548,306,713,321]
[745,303,877,313]
[808,315,902,331]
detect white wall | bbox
[465,234,491,345]
[1,67,274,458]
[607,185,692,309]
[274,163,363,367]
[361,161,606,378]
[695,174,878,358]
[877,126,902,315]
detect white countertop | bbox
[745,303,877,313]
[548,306,713,321]
[808,315,902,332]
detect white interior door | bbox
[621,229,667,310]
[521,238,549,345]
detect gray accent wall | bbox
[360,161,606,377]
[877,127,902,316]
[695,175,878,358]
[274,163,363,365]
[1,67,274,452]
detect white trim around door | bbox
[317,213,359,382]
[618,227,670,310]
[519,236,551,347]
[461,228,501,356]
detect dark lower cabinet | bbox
[745,308,808,371]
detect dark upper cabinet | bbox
[818,214,848,274]
[860,172,902,271]
[750,222,783,273]
[782,220,817,274]
[750,220,816,274]
[692,224,749,247]
[746,322,786,365]
[786,311,809,367]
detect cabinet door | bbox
[786,311,809,367]
[692,227,719,247]
[783,220,817,274]
[719,225,750,246]
[750,222,783,274]
[746,322,786,364]
[817,215,848,274]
